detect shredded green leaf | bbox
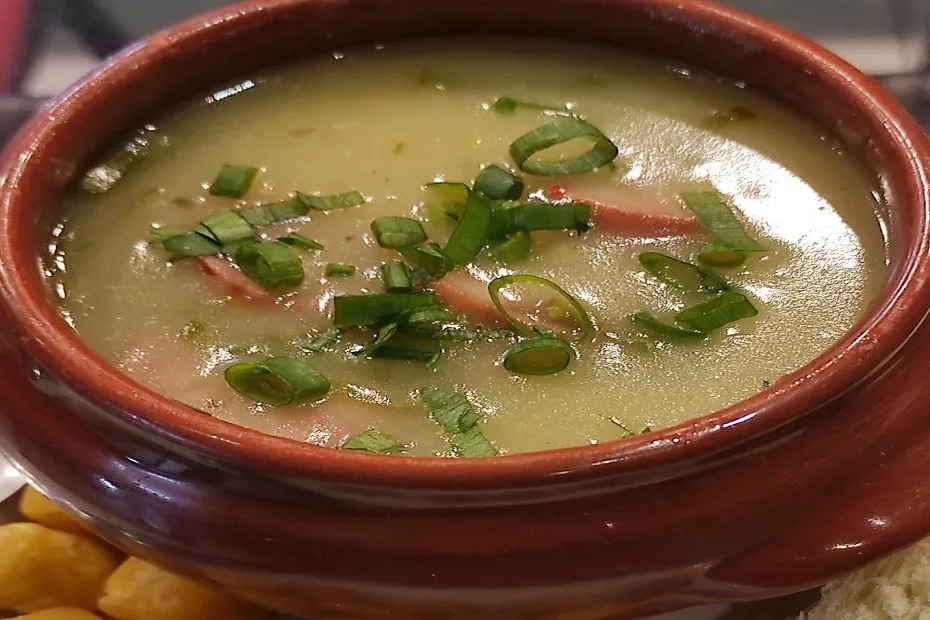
[679,191,764,252]
[675,292,759,332]
[342,429,406,455]
[325,263,356,277]
[297,190,365,211]
[420,387,498,457]
[278,233,324,251]
[209,164,259,199]
[293,328,342,353]
[490,97,571,116]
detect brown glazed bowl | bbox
[1,0,929,618]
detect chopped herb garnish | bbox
[294,327,343,353]
[400,242,453,277]
[342,429,406,455]
[371,217,428,249]
[332,293,437,327]
[442,190,492,265]
[474,165,524,200]
[679,191,764,252]
[490,97,570,116]
[394,142,405,155]
[630,312,707,340]
[675,291,759,332]
[491,230,532,263]
[161,232,221,261]
[698,242,746,267]
[488,274,594,341]
[297,190,365,211]
[425,181,470,204]
[234,241,304,290]
[198,210,255,245]
[381,261,412,293]
[80,128,159,194]
[420,387,498,457]
[325,263,356,277]
[224,357,330,406]
[509,118,619,175]
[209,164,259,198]
[489,202,590,237]
[278,233,324,251]
[638,252,729,293]
[149,226,190,243]
[368,332,442,363]
[502,337,574,375]
[239,198,310,226]
[356,322,400,357]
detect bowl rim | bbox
[1,0,929,489]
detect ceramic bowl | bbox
[1,0,929,618]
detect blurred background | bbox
[0,0,929,143]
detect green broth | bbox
[48,40,888,455]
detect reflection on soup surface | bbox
[48,40,888,456]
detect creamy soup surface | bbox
[48,40,889,456]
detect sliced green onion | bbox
[357,322,400,357]
[509,118,619,175]
[630,312,707,339]
[425,181,469,204]
[149,226,189,243]
[371,217,428,249]
[199,210,255,245]
[425,202,462,227]
[638,252,729,293]
[297,190,365,211]
[404,305,462,326]
[474,165,524,200]
[701,105,757,129]
[278,233,324,251]
[209,164,259,198]
[488,274,594,341]
[370,333,441,362]
[333,293,437,327]
[698,242,746,267]
[293,327,342,353]
[234,241,304,290]
[679,191,764,252]
[502,337,574,375]
[489,202,590,237]
[342,429,406,455]
[675,292,759,332]
[490,97,570,115]
[239,198,310,226]
[491,231,532,263]
[162,232,221,261]
[381,261,412,293]
[325,263,356,277]
[420,387,498,458]
[443,190,492,265]
[224,357,330,406]
[400,242,453,277]
[80,129,156,194]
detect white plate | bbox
[0,453,24,504]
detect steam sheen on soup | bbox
[47,41,888,456]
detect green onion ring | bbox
[224,357,330,406]
[508,118,619,175]
[488,274,595,341]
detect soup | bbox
[47,40,888,456]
